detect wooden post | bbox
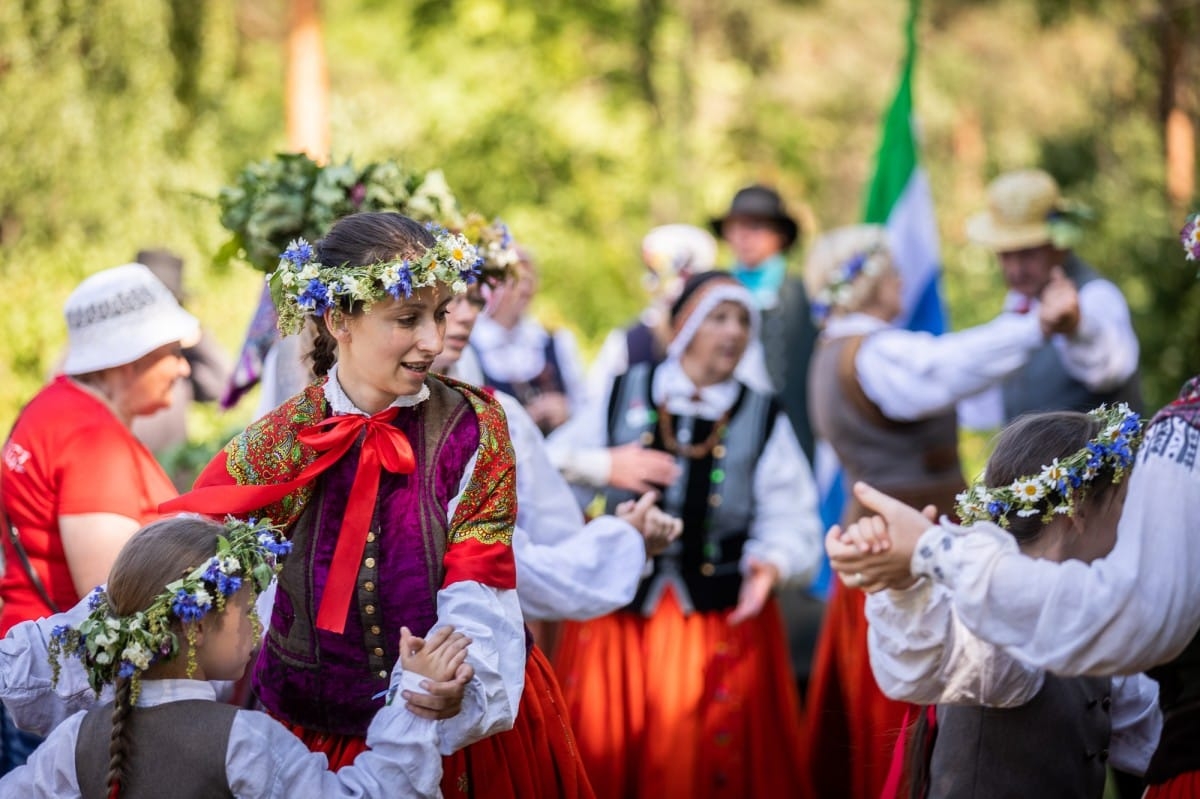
[286,0,330,163]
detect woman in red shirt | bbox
[0,262,198,772]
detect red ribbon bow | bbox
[161,406,416,634]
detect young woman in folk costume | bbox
[1,515,461,798]
[843,407,1161,798]
[162,212,589,798]
[549,271,824,799]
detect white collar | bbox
[323,363,430,416]
[822,312,891,339]
[134,679,217,708]
[652,358,741,418]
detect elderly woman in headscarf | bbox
[551,270,822,799]
[799,224,1084,799]
[0,263,197,771]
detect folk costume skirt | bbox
[805,581,913,799]
[554,588,808,799]
[1147,772,1200,798]
[289,644,594,799]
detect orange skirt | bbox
[290,644,593,799]
[805,581,913,799]
[554,589,808,799]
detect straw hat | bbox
[966,169,1066,253]
[710,185,800,250]
[61,263,200,375]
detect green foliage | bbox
[0,0,1196,441]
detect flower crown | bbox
[48,517,291,703]
[811,244,890,323]
[1182,213,1200,262]
[268,225,483,336]
[460,212,521,284]
[955,403,1144,528]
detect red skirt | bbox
[289,644,593,798]
[1146,772,1200,798]
[554,589,809,799]
[805,581,913,799]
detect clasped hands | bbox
[825,481,944,594]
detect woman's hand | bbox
[727,557,780,625]
[399,625,476,720]
[826,483,939,592]
[616,491,683,557]
[607,443,681,493]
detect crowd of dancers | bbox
[0,170,1196,799]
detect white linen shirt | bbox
[0,677,444,798]
[909,414,1200,677]
[865,579,1162,775]
[957,279,1140,430]
[825,312,1046,423]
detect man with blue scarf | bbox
[711,185,817,465]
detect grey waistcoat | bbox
[75,698,237,799]
[928,674,1112,799]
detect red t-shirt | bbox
[0,376,177,633]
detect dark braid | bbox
[106,677,134,799]
[303,212,438,376]
[309,321,339,378]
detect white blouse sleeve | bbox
[744,414,823,587]
[912,415,1200,676]
[552,328,589,410]
[228,701,442,798]
[1052,279,1140,392]
[586,329,630,405]
[855,314,1045,422]
[0,594,109,736]
[865,579,1044,707]
[0,711,85,797]
[429,453,528,755]
[1107,673,1162,776]
[505,390,646,619]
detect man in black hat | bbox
[711,185,816,463]
[712,185,822,700]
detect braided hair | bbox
[101,517,224,799]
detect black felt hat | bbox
[710,185,800,250]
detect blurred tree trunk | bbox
[1156,0,1195,216]
[286,0,329,161]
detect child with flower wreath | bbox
[162,211,594,798]
[0,514,467,798]
[834,405,1162,798]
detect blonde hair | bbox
[802,224,895,322]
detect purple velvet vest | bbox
[254,382,480,736]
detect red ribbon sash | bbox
[161,406,416,634]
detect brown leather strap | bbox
[835,335,905,430]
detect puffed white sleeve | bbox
[1107,673,1162,776]
[866,579,1043,706]
[856,315,1045,422]
[229,661,443,798]
[912,415,1200,676]
[1052,279,1139,392]
[0,710,85,797]
[506,395,646,619]
[552,328,589,410]
[585,329,630,405]
[0,593,108,736]
[743,413,822,587]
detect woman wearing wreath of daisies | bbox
[162,211,593,798]
[799,224,1089,799]
[823,213,1200,799]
